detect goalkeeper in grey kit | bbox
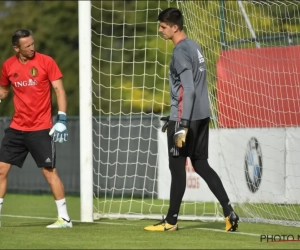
[144,8,239,232]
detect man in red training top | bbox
[0,29,72,228]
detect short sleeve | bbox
[47,57,63,82]
[173,47,192,75]
[0,63,10,86]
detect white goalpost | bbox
[79,0,300,225]
[78,0,93,222]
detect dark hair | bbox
[12,29,32,47]
[158,8,183,30]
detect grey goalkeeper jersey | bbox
[169,38,211,122]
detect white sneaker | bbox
[46,217,72,228]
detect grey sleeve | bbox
[173,48,195,121]
[179,69,195,121]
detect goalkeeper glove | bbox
[160,115,170,133]
[173,119,189,148]
[49,112,68,143]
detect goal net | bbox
[84,0,300,225]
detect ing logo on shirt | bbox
[14,79,38,87]
[30,67,38,77]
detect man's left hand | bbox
[49,113,68,143]
[173,119,189,148]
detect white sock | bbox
[0,198,3,214]
[55,198,70,221]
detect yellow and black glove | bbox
[160,116,170,133]
[173,119,189,148]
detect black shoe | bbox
[225,211,239,232]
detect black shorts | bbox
[0,128,56,168]
[167,117,210,160]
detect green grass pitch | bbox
[1,194,300,249]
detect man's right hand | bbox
[0,85,10,101]
[160,116,170,133]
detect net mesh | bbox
[90,0,300,224]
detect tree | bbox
[1,1,299,117]
[91,0,174,115]
[0,1,79,116]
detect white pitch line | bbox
[2,214,262,237]
[3,214,56,220]
[196,227,261,237]
[2,214,138,226]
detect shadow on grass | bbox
[5,221,48,227]
[4,221,99,228]
[182,221,225,230]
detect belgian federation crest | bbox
[244,137,263,193]
[30,67,38,77]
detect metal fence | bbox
[1,116,159,196]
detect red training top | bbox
[0,52,63,131]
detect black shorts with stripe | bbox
[0,128,56,168]
[167,117,210,160]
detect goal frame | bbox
[78,0,93,222]
[78,0,300,225]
